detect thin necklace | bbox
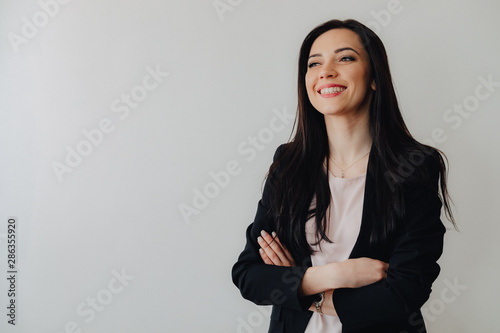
[329,150,370,178]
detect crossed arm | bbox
[257,230,388,316]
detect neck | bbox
[324,110,372,165]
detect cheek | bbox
[305,74,315,94]
[351,72,371,94]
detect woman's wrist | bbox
[299,266,326,296]
[308,289,337,317]
[299,263,345,296]
[325,262,346,289]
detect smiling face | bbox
[305,28,376,117]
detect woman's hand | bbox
[257,230,296,267]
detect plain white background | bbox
[0,0,499,332]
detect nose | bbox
[319,62,338,79]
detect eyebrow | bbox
[308,47,360,59]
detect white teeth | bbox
[320,86,346,94]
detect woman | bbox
[231,19,455,333]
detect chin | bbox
[313,105,344,116]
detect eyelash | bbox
[308,56,355,68]
[340,56,355,62]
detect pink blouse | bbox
[304,171,366,333]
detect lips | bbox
[317,84,347,95]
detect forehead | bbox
[309,28,365,55]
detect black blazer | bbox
[232,143,446,333]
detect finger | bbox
[261,230,288,263]
[272,234,296,266]
[260,230,291,266]
[272,233,296,266]
[258,235,283,265]
[259,248,274,265]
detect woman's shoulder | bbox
[397,144,443,191]
[268,143,293,175]
[272,143,291,162]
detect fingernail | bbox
[261,230,266,236]
[257,236,262,243]
[272,231,276,237]
[259,248,263,254]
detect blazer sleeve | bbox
[231,144,316,312]
[332,151,447,329]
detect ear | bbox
[371,79,376,91]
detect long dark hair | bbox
[266,19,456,256]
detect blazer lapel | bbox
[349,144,377,259]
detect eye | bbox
[340,56,355,62]
[308,62,320,68]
